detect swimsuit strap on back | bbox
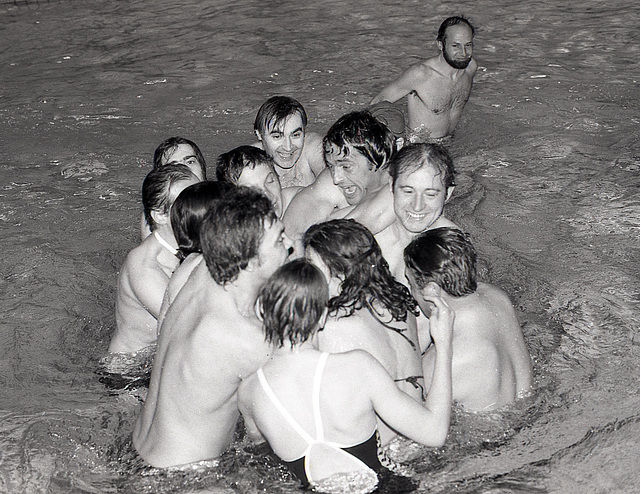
[312,352,330,442]
[256,353,330,445]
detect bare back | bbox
[133,262,271,467]
[110,234,179,354]
[422,283,532,410]
[318,305,422,444]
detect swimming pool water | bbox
[1,0,639,492]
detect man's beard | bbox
[443,48,471,69]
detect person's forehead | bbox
[327,143,367,163]
[397,164,445,187]
[268,112,304,133]
[164,143,195,158]
[444,24,473,41]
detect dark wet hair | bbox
[153,136,207,179]
[142,163,197,231]
[170,181,235,261]
[254,96,308,136]
[389,142,456,189]
[200,187,277,284]
[404,227,477,297]
[437,16,476,44]
[323,111,395,172]
[216,145,276,184]
[303,219,418,321]
[257,259,329,348]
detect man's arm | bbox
[283,169,347,242]
[128,254,171,319]
[339,185,396,235]
[370,64,426,105]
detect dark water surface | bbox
[1,0,639,492]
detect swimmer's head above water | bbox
[256,259,329,349]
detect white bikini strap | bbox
[153,231,178,257]
[312,352,329,442]
[256,368,316,446]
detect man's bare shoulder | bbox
[283,169,346,235]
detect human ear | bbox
[317,308,329,330]
[150,209,169,227]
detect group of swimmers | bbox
[100,16,533,493]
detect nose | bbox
[331,166,345,185]
[283,136,293,151]
[413,193,425,211]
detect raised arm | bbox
[362,294,454,446]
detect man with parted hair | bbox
[404,227,533,411]
[371,16,478,142]
[253,95,326,187]
[133,187,293,468]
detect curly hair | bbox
[303,219,418,321]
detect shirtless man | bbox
[370,16,477,141]
[303,219,423,445]
[376,143,458,283]
[108,164,199,356]
[133,188,293,468]
[283,110,395,243]
[404,227,533,410]
[141,136,208,238]
[254,96,325,187]
[216,145,299,219]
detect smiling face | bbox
[237,163,284,218]
[393,164,451,234]
[325,143,384,206]
[440,24,474,70]
[258,113,305,171]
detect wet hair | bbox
[389,142,456,189]
[170,181,235,261]
[153,136,207,179]
[257,259,329,348]
[216,145,276,184]
[199,187,278,284]
[323,111,395,172]
[303,219,418,321]
[142,163,197,231]
[404,227,477,297]
[436,16,476,44]
[254,96,308,136]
